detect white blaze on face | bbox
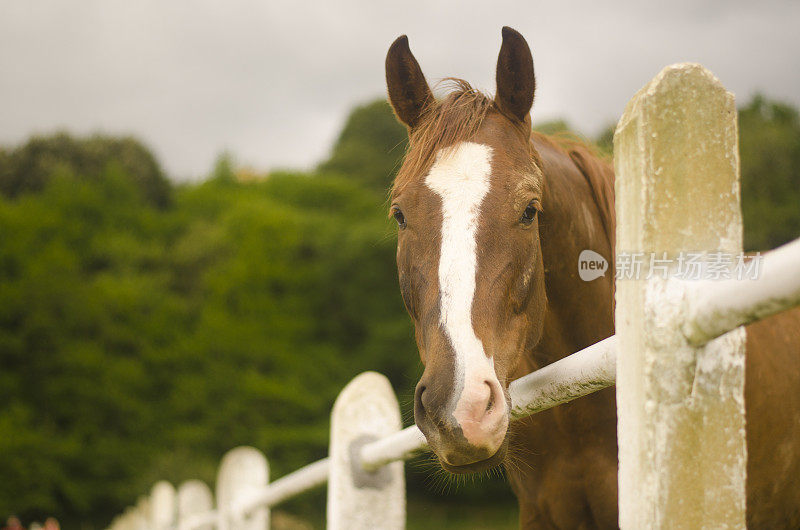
[424,141,505,438]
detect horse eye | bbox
[392,207,406,229]
[521,201,538,225]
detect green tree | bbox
[595,124,615,158]
[0,151,421,526]
[209,151,236,183]
[533,118,572,136]
[0,132,171,208]
[0,169,181,525]
[738,95,800,250]
[319,100,407,193]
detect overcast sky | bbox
[2,1,799,180]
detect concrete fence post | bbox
[108,512,125,530]
[133,497,150,530]
[327,371,405,530]
[217,446,270,530]
[116,507,134,530]
[177,480,214,530]
[149,481,176,530]
[124,506,139,530]
[614,63,746,528]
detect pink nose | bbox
[451,378,508,451]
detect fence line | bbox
[108,63,800,530]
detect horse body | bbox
[742,310,800,528]
[385,27,800,529]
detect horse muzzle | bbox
[414,370,510,471]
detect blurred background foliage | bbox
[0,94,798,528]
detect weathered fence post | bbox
[327,371,405,530]
[150,481,176,530]
[133,497,150,530]
[177,480,214,530]
[122,506,138,530]
[217,446,270,530]
[614,63,746,527]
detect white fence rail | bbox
[108,63,800,530]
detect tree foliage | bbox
[318,100,407,193]
[0,133,171,208]
[738,95,800,250]
[0,138,416,526]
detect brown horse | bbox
[385,27,800,528]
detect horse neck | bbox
[531,139,616,369]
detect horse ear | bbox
[386,35,433,128]
[495,26,536,123]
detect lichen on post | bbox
[614,63,746,528]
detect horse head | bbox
[386,27,546,473]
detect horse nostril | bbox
[483,379,506,417]
[485,382,495,413]
[415,384,427,414]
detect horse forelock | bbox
[391,79,493,200]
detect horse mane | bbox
[391,79,493,198]
[531,132,616,254]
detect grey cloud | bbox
[1,0,798,179]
